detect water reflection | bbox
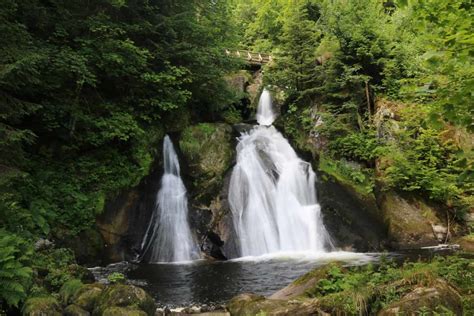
[128,252,375,307]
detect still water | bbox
[127,251,378,307]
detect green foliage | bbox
[33,248,80,292]
[305,255,473,314]
[0,0,239,242]
[0,230,33,308]
[379,106,472,213]
[107,272,126,284]
[59,279,83,305]
[222,106,243,125]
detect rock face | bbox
[317,173,388,251]
[379,280,463,316]
[180,123,239,259]
[96,155,163,263]
[180,123,234,203]
[376,190,442,249]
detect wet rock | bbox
[23,296,62,316]
[64,304,90,316]
[378,279,463,315]
[93,284,155,316]
[376,191,441,249]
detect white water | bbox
[229,90,333,257]
[256,89,276,125]
[141,136,200,263]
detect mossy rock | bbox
[64,304,90,316]
[93,284,155,316]
[73,283,105,312]
[59,279,84,306]
[227,293,322,316]
[180,123,234,202]
[102,306,147,316]
[23,296,62,316]
[379,279,463,315]
[270,263,339,300]
[377,191,439,249]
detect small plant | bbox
[107,272,126,284]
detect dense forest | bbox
[1,0,472,315]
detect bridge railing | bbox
[225,49,272,65]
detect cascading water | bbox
[229,89,333,257]
[256,89,275,125]
[140,135,200,263]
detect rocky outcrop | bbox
[180,123,234,204]
[96,156,163,263]
[379,280,463,315]
[316,171,388,251]
[376,190,444,249]
[179,123,239,259]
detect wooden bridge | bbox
[225,49,272,66]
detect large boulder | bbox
[73,284,105,312]
[379,279,463,315]
[23,296,62,316]
[376,190,442,249]
[93,284,155,316]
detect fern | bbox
[0,230,33,307]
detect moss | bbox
[59,279,84,306]
[319,155,374,200]
[64,304,89,316]
[102,306,147,316]
[93,284,155,316]
[179,123,234,202]
[23,296,62,316]
[73,284,104,312]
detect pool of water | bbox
[127,251,379,307]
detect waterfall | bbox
[256,89,275,126]
[141,135,200,263]
[228,90,332,257]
